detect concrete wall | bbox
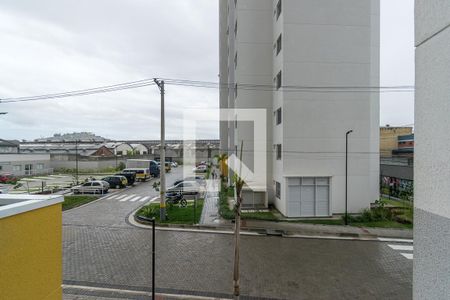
[414,1,450,298]
[0,203,62,299]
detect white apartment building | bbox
[219,0,380,217]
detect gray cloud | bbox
[0,0,414,141]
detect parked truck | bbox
[126,159,160,178]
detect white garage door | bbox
[287,177,330,217]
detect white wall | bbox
[278,0,379,214]
[414,1,450,298]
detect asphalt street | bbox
[62,167,412,300]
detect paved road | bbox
[63,167,412,300]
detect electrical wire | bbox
[0,77,415,104]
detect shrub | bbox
[345,206,394,223]
[140,205,159,219]
[219,184,235,220]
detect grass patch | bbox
[290,219,344,226]
[289,218,412,229]
[63,195,99,211]
[137,200,204,224]
[241,211,278,221]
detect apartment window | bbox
[234,20,238,36]
[276,0,282,20]
[234,83,238,98]
[276,71,282,90]
[275,181,281,198]
[276,107,282,125]
[36,163,44,170]
[234,52,238,69]
[276,34,282,55]
[276,144,282,160]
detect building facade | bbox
[0,139,19,154]
[0,154,52,176]
[415,1,450,298]
[220,0,380,217]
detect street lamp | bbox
[345,130,353,225]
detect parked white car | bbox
[193,165,208,173]
[72,180,109,194]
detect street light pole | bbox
[345,130,353,225]
[75,140,79,185]
[154,79,166,221]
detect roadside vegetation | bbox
[137,199,204,225]
[219,183,412,229]
[63,195,99,211]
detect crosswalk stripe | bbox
[107,195,120,200]
[130,196,142,202]
[378,237,413,243]
[401,253,413,260]
[388,245,414,251]
[116,194,128,200]
[139,196,151,202]
[120,195,136,202]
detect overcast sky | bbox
[0,0,414,141]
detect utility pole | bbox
[345,130,353,225]
[154,79,166,221]
[75,140,79,185]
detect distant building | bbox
[0,140,19,154]
[0,154,52,176]
[130,144,149,155]
[380,126,413,157]
[20,143,103,157]
[392,134,414,157]
[34,132,109,143]
[103,142,133,156]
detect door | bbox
[25,164,33,176]
[287,177,330,217]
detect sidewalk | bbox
[199,179,223,225]
[239,219,413,239]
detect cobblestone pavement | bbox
[63,167,412,300]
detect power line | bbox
[0,79,156,103]
[0,77,415,104]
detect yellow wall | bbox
[0,204,62,300]
[380,127,413,157]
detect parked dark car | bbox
[115,172,136,186]
[101,175,128,189]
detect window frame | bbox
[276,34,282,55]
[276,71,282,90]
[276,0,282,20]
[275,181,281,198]
[276,107,282,125]
[276,144,282,160]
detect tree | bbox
[217,153,229,184]
[233,141,244,299]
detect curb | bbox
[128,208,412,242]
